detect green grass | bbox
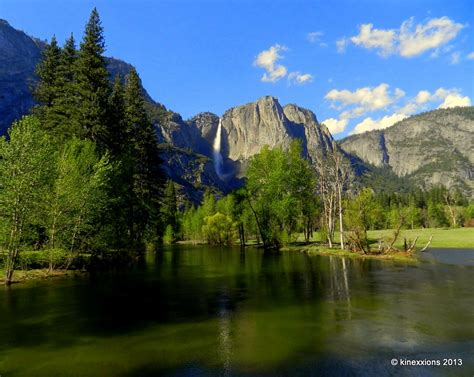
[366,227,473,249]
[0,268,86,284]
[296,227,473,249]
[286,227,473,262]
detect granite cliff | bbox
[340,107,474,195]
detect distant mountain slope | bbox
[340,107,474,195]
[0,19,154,134]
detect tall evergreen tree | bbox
[33,36,61,118]
[123,68,164,244]
[75,8,111,145]
[49,34,81,140]
[107,75,126,156]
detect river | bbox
[0,246,473,376]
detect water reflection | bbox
[0,245,472,376]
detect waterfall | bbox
[213,118,224,179]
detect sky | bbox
[1,0,473,138]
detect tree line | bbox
[163,141,473,251]
[0,9,165,284]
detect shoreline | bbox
[281,243,419,262]
[0,269,87,285]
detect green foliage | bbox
[17,249,69,270]
[161,180,178,236]
[162,224,176,244]
[107,75,126,156]
[47,138,111,254]
[121,67,164,245]
[246,141,316,248]
[75,7,111,145]
[344,188,375,253]
[202,213,236,245]
[427,203,449,228]
[33,36,61,109]
[0,116,55,282]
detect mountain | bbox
[153,96,337,198]
[184,96,336,177]
[340,107,474,196]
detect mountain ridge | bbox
[1,18,472,200]
[340,106,474,196]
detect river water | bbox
[0,246,473,376]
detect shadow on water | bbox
[0,245,473,376]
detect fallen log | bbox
[420,235,433,252]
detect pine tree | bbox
[107,75,126,156]
[33,35,61,119]
[75,8,111,145]
[161,179,178,231]
[123,67,164,243]
[48,34,81,140]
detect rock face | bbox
[151,96,337,196]
[219,96,334,163]
[0,19,43,134]
[340,107,474,195]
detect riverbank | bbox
[0,268,87,285]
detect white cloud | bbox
[351,113,408,134]
[324,83,404,118]
[254,44,288,83]
[325,86,471,136]
[288,72,313,85]
[413,88,471,108]
[307,31,323,43]
[450,51,461,64]
[467,52,474,60]
[350,88,471,135]
[336,38,348,53]
[340,17,465,58]
[322,117,349,134]
[399,17,465,57]
[439,93,471,108]
[394,88,406,99]
[350,23,396,56]
[415,90,432,104]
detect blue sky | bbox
[1,0,473,138]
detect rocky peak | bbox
[221,96,294,160]
[214,96,334,163]
[187,112,219,146]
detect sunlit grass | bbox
[296,227,473,249]
[366,227,473,249]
